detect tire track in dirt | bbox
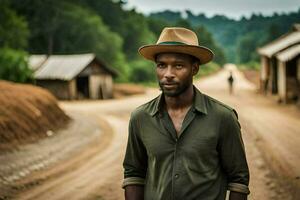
[13,114,127,200]
[0,112,101,199]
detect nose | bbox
[164,66,175,79]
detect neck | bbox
[164,85,194,110]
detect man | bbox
[228,71,234,94]
[123,27,250,200]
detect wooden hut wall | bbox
[36,80,75,100]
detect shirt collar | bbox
[150,93,163,117]
[149,86,208,117]
[193,86,208,115]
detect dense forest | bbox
[0,0,299,83]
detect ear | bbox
[192,63,199,76]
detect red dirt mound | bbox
[0,81,70,151]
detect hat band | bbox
[158,41,187,45]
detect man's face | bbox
[155,53,199,97]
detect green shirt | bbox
[123,87,250,200]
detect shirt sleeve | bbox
[218,109,250,194]
[122,113,148,188]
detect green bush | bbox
[128,59,156,83]
[0,48,33,83]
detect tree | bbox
[10,0,127,74]
[236,32,260,63]
[266,23,282,43]
[175,19,192,29]
[76,0,127,35]
[0,48,33,83]
[122,10,156,60]
[56,3,126,68]
[75,0,156,61]
[194,26,226,65]
[149,10,182,23]
[0,2,29,49]
[147,17,170,38]
[11,0,65,54]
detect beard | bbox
[158,79,191,97]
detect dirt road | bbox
[1,65,299,200]
[196,64,300,199]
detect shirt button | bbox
[175,174,179,179]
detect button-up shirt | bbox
[123,87,250,200]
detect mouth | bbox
[162,83,178,89]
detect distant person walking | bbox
[228,71,234,94]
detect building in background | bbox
[29,54,117,100]
[258,24,300,103]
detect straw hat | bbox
[139,27,214,65]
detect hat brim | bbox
[138,44,214,65]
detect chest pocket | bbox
[181,133,218,174]
[140,121,174,159]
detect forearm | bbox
[229,191,247,200]
[124,185,144,200]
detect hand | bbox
[229,191,247,200]
[124,185,144,200]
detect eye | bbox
[156,63,165,69]
[175,64,183,69]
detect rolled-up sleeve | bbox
[218,109,250,194]
[122,113,148,188]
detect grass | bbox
[237,61,260,71]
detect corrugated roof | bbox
[258,31,300,57]
[276,44,300,62]
[35,54,95,80]
[28,55,47,71]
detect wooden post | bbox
[278,61,287,103]
[69,79,77,100]
[297,59,300,105]
[260,56,269,94]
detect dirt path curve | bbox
[9,91,159,200]
[14,115,124,200]
[7,64,299,200]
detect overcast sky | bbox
[125,0,299,19]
